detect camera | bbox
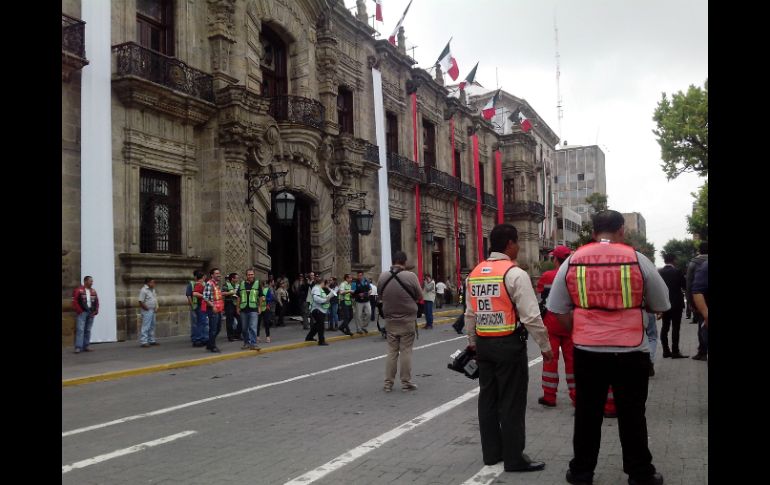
[448,347,479,380]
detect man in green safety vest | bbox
[224,273,241,342]
[237,269,261,351]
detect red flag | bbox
[375,0,383,22]
[459,62,479,91]
[482,90,500,120]
[517,110,533,132]
[388,0,412,45]
[437,40,459,81]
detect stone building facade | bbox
[61,0,557,344]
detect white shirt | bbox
[85,288,92,309]
[369,283,377,297]
[435,282,446,294]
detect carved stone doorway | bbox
[267,191,313,281]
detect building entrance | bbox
[267,192,312,282]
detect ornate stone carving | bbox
[319,136,343,187]
[207,0,236,39]
[356,0,368,23]
[367,55,381,70]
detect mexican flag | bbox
[459,62,478,91]
[437,40,459,81]
[482,89,500,120]
[388,0,412,45]
[518,110,533,132]
[375,0,383,22]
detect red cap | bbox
[552,245,572,260]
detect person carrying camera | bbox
[465,223,553,473]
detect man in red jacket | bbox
[536,245,576,407]
[72,276,99,353]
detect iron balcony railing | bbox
[458,180,477,202]
[483,192,497,210]
[62,14,86,59]
[268,95,325,130]
[362,141,380,164]
[112,42,214,102]
[386,152,423,182]
[423,166,460,193]
[504,200,546,220]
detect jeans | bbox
[75,310,96,350]
[241,311,258,346]
[140,309,157,345]
[645,313,658,362]
[207,311,222,349]
[424,300,434,327]
[329,302,339,328]
[194,309,209,344]
[258,310,272,337]
[340,304,353,332]
[189,310,196,343]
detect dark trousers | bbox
[476,333,529,469]
[369,296,377,321]
[206,312,222,350]
[570,348,656,482]
[225,303,241,340]
[276,302,286,326]
[306,309,327,344]
[340,304,353,333]
[258,310,272,337]
[660,307,682,352]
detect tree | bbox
[662,238,697,273]
[585,192,608,213]
[652,79,708,180]
[624,229,656,263]
[686,181,708,240]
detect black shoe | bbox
[691,353,707,361]
[483,457,502,466]
[209,347,221,353]
[670,352,689,359]
[504,461,545,472]
[662,349,671,358]
[318,342,329,346]
[538,397,556,407]
[566,470,594,485]
[628,472,664,485]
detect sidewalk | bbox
[62,305,463,386]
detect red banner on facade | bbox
[495,149,503,224]
[450,117,461,290]
[472,134,483,262]
[412,92,423,281]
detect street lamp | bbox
[273,191,296,225]
[423,229,434,246]
[244,168,288,213]
[332,191,375,236]
[458,232,466,249]
[352,208,374,235]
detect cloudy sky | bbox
[345,0,708,262]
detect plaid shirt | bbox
[203,279,220,303]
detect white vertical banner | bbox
[81,0,117,342]
[372,68,392,273]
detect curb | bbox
[62,312,461,387]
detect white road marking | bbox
[284,388,481,484]
[63,336,466,438]
[285,355,544,485]
[61,431,196,474]
[459,355,545,485]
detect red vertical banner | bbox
[472,134,484,262]
[450,117,461,290]
[495,149,504,224]
[412,92,423,281]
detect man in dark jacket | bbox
[686,242,708,360]
[658,253,688,358]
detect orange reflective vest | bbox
[566,242,645,347]
[467,259,518,337]
[210,283,224,314]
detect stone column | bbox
[221,146,251,272]
[207,0,239,91]
[316,25,340,133]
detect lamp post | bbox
[458,232,466,249]
[273,191,296,225]
[244,169,288,213]
[332,191,375,236]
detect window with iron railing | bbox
[386,112,398,154]
[140,168,181,254]
[337,87,354,135]
[136,0,174,56]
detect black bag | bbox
[416,301,424,318]
[448,346,479,379]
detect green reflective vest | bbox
[259,287,270,312]
[321,289,331,310]
[224,281,239,303]
[340,281,352,306]
[239,282,260,310]
[189,280,198,309]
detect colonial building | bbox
[61,0,558,344]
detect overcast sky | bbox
[345,0,708,262]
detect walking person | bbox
[258,280,274,343]
[203,268,225,353]
[138,277,159,348]
[191,272,209,347]
[377,251,423,392]
[275,279,289,327]
[237,269,260,351]
[686,242,708,360]
[435,279,446,309]
[466,224,553,472]
[185,270,204,345]
[691,260,708,363]
[72,276,99,353]
[301,272,316,330]
[659,253,688,359]
[547,210,671,485]
[369,280,378,322]
[328,278,340,331]
[422,274,436,328]
[305,278,333,346]
[339,274,354,336]
[223,273,241,342]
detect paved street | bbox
[62,312,707,484]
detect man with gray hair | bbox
[377,251,423,392]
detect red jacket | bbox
[72,286,99,315]
[537,269,568,335]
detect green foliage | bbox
[686,182,708,240]
[662,238,697,272]
[575,221,595,248]
[652,79,708,180]
[570,193,609,248]
[585,193,608,213]
[624,229,656,263]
